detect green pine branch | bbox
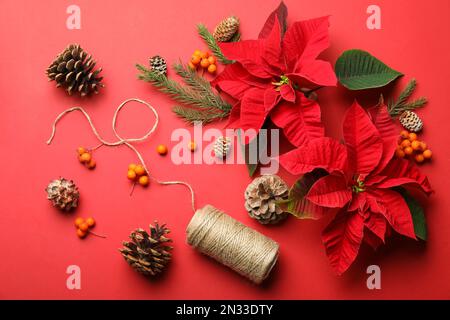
[197,24,235,65]
[388,79,428,117]
[136,63,232,124]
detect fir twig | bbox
[387,79,428,117]
[136,63,232,124]
[197,24,235,65]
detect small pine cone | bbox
[46,44,104,96]
[214,136,232,158]
[213,16,240,42]
[399,111,423,132]
[119,222,172,277]
[244,175,289,225]
[46,178,79,212]
[149,55,167,76]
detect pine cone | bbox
[119,222,172,277]
[46,44,104,96]
[213,16,240,42]
[244,175,289,225]
[214,136,232,158]
[399,111,423,132]
[149,55,167,76]
[46,178,79,212]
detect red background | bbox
[1,0,449,299]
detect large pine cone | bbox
[46,178,79,211]
[244,175,289,225]
[46,44,104,96]
[119,222,172,277]
[213,16,240,42]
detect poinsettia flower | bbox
[280,101,432,275]
[212,16,337,147]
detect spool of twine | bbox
[186,205,279,284]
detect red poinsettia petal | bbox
[270,95,324,147]
[261,18,284,73]
[366,194,386,215]
[363,228,384,250]
[211,62,249,86]
[280,84,296,102]
[279,137,348,175]
[225,102,241,128]
[289,59,337,87]
[283,16,331,68]
[371,104,398,174]
[239,87,268,132]
[258,1,288,39]
[347,192,367,212]
[369,189,416,239]
[264,87,281,113]
[375,158,433,195]
[343,101,383,175]
[322,210,365,275]
[364,212,387,242]
[306,174,352,208]
[220,40,273,79]
[216,80,254,100]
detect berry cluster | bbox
[77,147,96,169]
[127,164,150,187]
[395,130,432,164]
[74,217,96,239]
[189,50,217,74]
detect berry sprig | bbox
[395,130,433,164]
[127,163,150,188]
[74,217,106,239]
[77,147,96,169]
[189,50,217,74]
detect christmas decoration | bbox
[187,205,279,284]
[197,24,235,65]
[280,102,432,274]
[213,136,231,158]
[213,16,240,42]
[189,49,217,73]
[46,177,79,212]
[137,63,232,124]
[46,44,104,96]
[74,217,105,239]
[396,130,432,164]
[127,163,150,192]
[387,79,427,117]
[156,144,168,155]
[119,222,172,277]
[77,146,96,169]
[399,111,424,132]
[149,55,167,76]
[244,175,289,225]
[211,10,336,147]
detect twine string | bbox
[46,98,196,213]
[186,205,279,284]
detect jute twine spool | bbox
[186,205,279,284]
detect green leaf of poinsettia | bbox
[395,187,427,241]
[335,49,403,90]
[280,169,328,219]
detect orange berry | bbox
[404,147,414,156]
[193,49,202,57]
[87,159,96,169]
[207,64,217,74]
[400,130,409,139]
[74,217,85,228]
[420,142,427,151]
[77,229,87,239]
[156,144,168,155]
[191,55,201,65]
[188,61,196,70]
[134,165,146,176]
[200,51,209,59]
[207,56,216,64]
[200,58,210,68]
[411,140,421,151]
[127,170,137,180]
[400,139,411,148]
[409,133,418,141]
[415,154,425,163]
[395,148,405,158]
[423,149,432,159]
[80,152,91,163]
[77,147,87,155]
[188,141,197,152]
[86,217,96,228]
[138,175,150,187]
[128,163,137,171]
[79,222,89,232]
